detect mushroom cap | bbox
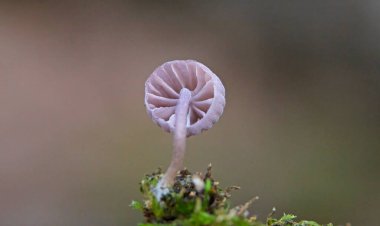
[145,60,226,137]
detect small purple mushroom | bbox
[145,60,225,190]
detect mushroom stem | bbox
[161,88,192,187]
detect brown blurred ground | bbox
[0,1,379,225]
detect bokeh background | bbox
[1,1,379,225]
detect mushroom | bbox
[144,60,226,192]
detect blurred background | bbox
[0,1,379,225]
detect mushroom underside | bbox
[146,63,216,126]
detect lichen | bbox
[131,166,333,226]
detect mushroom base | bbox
[131,165,333,226]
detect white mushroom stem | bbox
[161,88,192,187]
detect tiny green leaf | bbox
[130,200,143,211]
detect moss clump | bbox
[131,166,333,226]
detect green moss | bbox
[131,166,333,226]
